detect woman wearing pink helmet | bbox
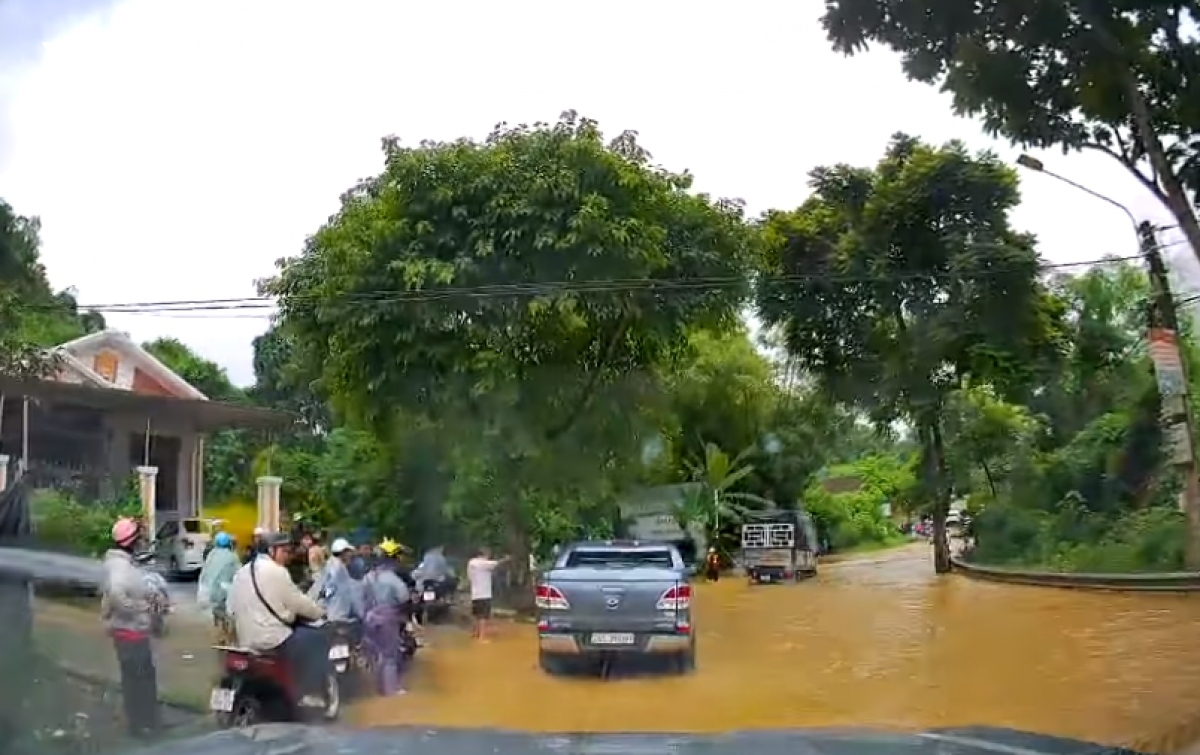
[100,516,169,737]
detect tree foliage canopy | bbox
[267,111,756,434]
[821,0,1200,261]
[757,134,1062,570]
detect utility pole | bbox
[1142,221,1200,569]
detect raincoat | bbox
[197,547,239,612]
[197,546,240,643]
[308,556,365,622]
[415,547,452,583]
[362,561,410,695]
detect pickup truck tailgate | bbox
[544,567,687,631]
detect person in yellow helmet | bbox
[363,537,412,696]
[378,538,401,557]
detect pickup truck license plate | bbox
[591,632,635,645]
[209,688,235,712]
[329,644,350,660]
[423,590,436,601]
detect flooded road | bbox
[353,544,1200,747]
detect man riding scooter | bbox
[226,531,330,708]
[309,538,365,622]
[413,544,457,624]
[310,538,366,672]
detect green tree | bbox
[1029,262,1153,444]
[943,384,1041,498]
[674,441,773,554]
[820,0,1200,262]
[248,326,329,431]
[0,199,104,376]
[756,134,1057,573]
[143,337,243,401]
[265,113,758,580]
[664,327,776,465]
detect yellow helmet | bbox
[379,538,401,556]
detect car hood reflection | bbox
[123,724,1154,755]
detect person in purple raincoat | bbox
[362,538,411,696]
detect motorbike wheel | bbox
[216,692,263,729]
[322,672,341,721]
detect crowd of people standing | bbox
[97,515,516,737]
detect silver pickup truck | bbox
[535,540,695,675]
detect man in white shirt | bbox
[227,532,328,705]
[466,547,509,640]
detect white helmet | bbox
[331,537,352,555]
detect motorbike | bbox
[209,621,340,728]
[328,619,369,698]
[417,577,455,624]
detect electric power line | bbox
[62,253,1145,316]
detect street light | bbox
[1015,153,1139,238]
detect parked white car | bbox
[153,518,217,577]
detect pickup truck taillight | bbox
[656,584,691,611]
[534,584,570,610]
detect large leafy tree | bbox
[657,328,854,503]
[757,134,1059,572]
[248,326,329,432]
[821,0,1200,262]
[265,112,757,577]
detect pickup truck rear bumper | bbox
[539,632,691,655]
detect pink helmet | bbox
[112,517,140,547]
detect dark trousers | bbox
[113,637,159,736]
[278,623,330,698]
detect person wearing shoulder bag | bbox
[227,531,329,707]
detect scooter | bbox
[209,622,340,728]
[417,577,455,624]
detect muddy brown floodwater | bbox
[353,544,1200,748]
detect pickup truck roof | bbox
[555,541,684,570]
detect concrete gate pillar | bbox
[136,465,158,540]
[256,475,283,532]
[0,454,8,492]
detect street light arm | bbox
[1039,166,1139,236]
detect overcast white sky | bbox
[0,0,1189,386]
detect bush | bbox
[804,454,912,550]
[31,487,140,558]
[969,500,1186,573]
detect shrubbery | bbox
[30,486,140,558]
[804,454,910,551]
[970,501,1187,573]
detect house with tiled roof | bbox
[0,329,288,532]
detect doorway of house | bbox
[128,433,180,514]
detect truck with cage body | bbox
[740,509,818,584]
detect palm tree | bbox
[674,442,773,543]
